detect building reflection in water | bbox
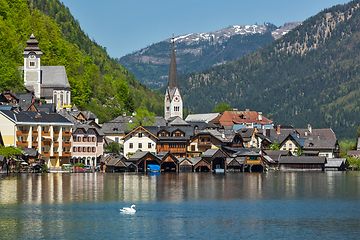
[1,171,360,205]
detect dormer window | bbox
[113,128,118,131]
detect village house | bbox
[0,109,73,169]
[122,126,158,158]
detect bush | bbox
[75,163,85,168]
[42,163,48,173]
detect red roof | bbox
[210,110,273,126]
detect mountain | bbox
[118,23,301,89]
[0,0,163,123]
[176,0,360,140]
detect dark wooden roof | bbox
[279,156,327,164]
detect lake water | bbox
[1,171,360,239]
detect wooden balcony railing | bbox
[62,141,71,146]
[53,131,60,136]
[42,131,50,136]
[53,151,59,156]
[32,130,38,135]
[62,131,71,136]
[62,151,71,156]
[16,141,28,146]
[42,151,50,156]
[32,141,38,146]
[16,130,28,135]
[53,141,59,146]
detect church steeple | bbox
[164,36,183,120]
[168,37,179,89]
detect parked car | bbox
[74,167,88,172]
[84,165,91,170]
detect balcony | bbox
[16,141,28,146]
[53,131,60,136]
[53,151,59,156]
[32,130,38,135]
[53,141,59,146]
[42,131,50,136]
[62,141,71,146]
[62,131,71,136]
[169,148,186,154]
[32,141,38,146]
[16,130,28,136]
[62,151,71,156]
[42,151,50,156]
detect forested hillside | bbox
[177,0,360,139]
[0,0,163,122]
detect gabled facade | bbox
[188,129,229,156]
[164,37,183,120]
[279,133,305,155]
[122,126,159,157]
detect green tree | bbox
[126,106,156,130]
[0,146,23,158]
[267,141,280,150]
[104,142,122,154]
[212,102,233,113]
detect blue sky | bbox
[60,0,349,58]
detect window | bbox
[148,143,152,149]
[87,137,91,142]
[92,147,96,152]
[30,61,35,67]
[77,136,81,142]
[138,143,142,149]
[83,147,86,152]
[289,143,293,148]
[138,133,142,138]
[115,137,119,143]
[87,147,91,152]
[73,147,77,152]
[166,107,170,112]
[191,145,195,151]
[78,147,81,152]
[174,106,180,111]
[73,136,76,142]
[62,127,66,132]
[92,137,95,142]
[83,137,86,142]
[129,143,133,149]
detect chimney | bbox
[258,112,262,121]
[245,109,249,112]
[277,125,280,134]
[308,124,312,134]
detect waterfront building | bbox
[164,37,183,120]
[0,110,73,168]
[122,126,158,157]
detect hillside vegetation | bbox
[0,0,163,122]
[177,0,360,139]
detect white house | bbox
[121,126,159,157]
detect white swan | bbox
[120,204,136,213]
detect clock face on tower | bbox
[166,96,170,102]
[174,95,180,102]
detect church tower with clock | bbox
[164,37,183,120]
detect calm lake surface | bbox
[1,171,360,239]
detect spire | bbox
[168,36,178,88]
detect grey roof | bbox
[22,148,39,157]
[153,116,167,127]
[263,150,290,162]
[303,139,337,149]
[34,103,56,113]
[186,157,203,165]
[169,117,190,126]
[102,122,128,134]
[347,150,360,157]
[16,92,33,104]
[145,126,195,140]
[73,123,104,136]
[195,129,229,143]
[232,148,260,157]
[237,128,255,139]
[185,113,220,123]
[279,156,327,164]
[128,150,161,162]
[0,110,72,125]
[109,115,134,123]
[156,151,170,159]
[40,66,71,88]
[201,148,220,158]
[106,155,126,167]
[325,158,346,168]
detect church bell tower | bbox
[164,36,183,120]
[23,33,43,100]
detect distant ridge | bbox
[118,22,301,89]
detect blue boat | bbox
[147,164,161,172]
